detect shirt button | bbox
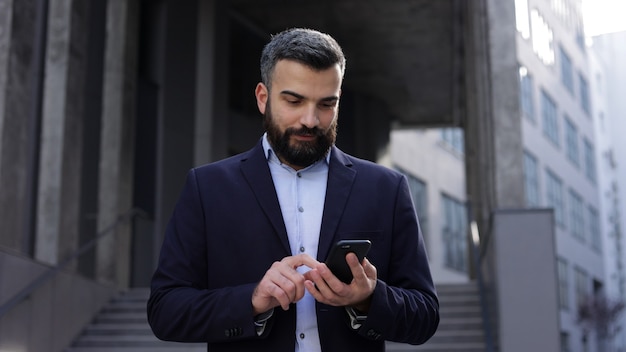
[297,173,302,178]
[300,246,305,252]
[300,333,305,339]
[298,206,304,212]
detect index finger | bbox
[282,253,321,270]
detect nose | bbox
[300,105,319,128]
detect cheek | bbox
[274,108,303,128]
[318,110,338,129]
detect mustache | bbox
[285,126,325,137]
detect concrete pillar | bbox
[0,0,43,254]
[35,0,88,265]
[207,0,230,162]
[463,0,525,235]
[485,0,525,209]
[151,0,198,261]
[194,0,234,164]
[96,0,139,286]
[0,0,11,170]
[194,0,216,166]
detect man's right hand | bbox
[252,253,320,315]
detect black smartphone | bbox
[325,239,372,284]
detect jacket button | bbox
[367,329,382,339]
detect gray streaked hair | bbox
[260,28,346,89]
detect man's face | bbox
[255,59,342,170]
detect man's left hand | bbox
[303,253,377,312]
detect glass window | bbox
[575,26,585,51]
[515,0,531,39]
[546,169,565,228]
[561,331,571,352]
[541,90,560,147]
[519,66,535,121]
[557,258,569,310]
[588,206,601,252]
[441,194,468,273]
[583,138,597,184]
[579,73,591,116]
[574,266,588,308]
[440,128,464,154]
[395,167,429,244]
[559,45,574,94]
[564,116,579,167]
[531,9,555,66]
[569,189,584,241]
[523,150,540,206]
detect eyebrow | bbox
[280,90,339,102]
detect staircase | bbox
[387,282,488,352]
[65,288,204,352]
[67,283,488,352]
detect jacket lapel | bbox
[239,140,291,255]
[317,146,356,261]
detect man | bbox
[147,28,439,352]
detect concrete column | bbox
[464,0,525,235]
[0,0,42,253]
[208,0,230,162]
[194,0,216,166]
[194,0,238,164]
[0,0,11,169]
[485,0,525,209]
[96,0,139,286]
[151,0,198,263]
[35,0,88,265]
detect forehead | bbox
[270,59,342,96]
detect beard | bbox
[263,100,337,168]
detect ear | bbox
[255,83,268,114]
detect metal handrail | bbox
[470,219,496,352]
[0,207,147,319]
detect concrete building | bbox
[389,128,469,284]
[514,0,605,350]
[0,0,596,351]
[389,0,619,351]
[589,30,626,351]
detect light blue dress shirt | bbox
[263,133,329,352]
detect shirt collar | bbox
[262,133,331,167]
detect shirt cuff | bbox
[345,306,368,330]
[254,309,274,336]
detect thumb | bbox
[362,258,377,279]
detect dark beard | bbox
[263,102,337,168]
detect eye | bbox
[319,102,337,109]
[287,99,302,105]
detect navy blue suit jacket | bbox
[147,140,439,351]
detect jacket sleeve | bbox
[356,175,440,345]
[146,169,265,343]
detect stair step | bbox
[387,341,486,352]
[82,324,153,336]
[95,312,148,323]
[68,283,488,351]
[66,347,205,352]
[75,335,188,345]
[440,305,481,315]
[439,284,479,291]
